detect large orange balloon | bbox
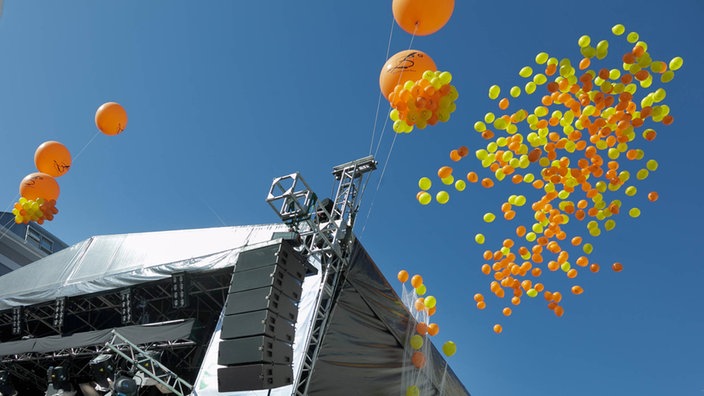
[95,102,128,135]
[379,49,436,100]
[34,141,72,177]
[19,172,60,201]
[392,0,454,36]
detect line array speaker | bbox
[218,241,309,392]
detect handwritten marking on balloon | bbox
[414,24,682,332]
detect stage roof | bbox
[0,224,288,310]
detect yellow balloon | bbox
[578,35,591,48]
[475,233,485,244]
[455,180,466,191]
[419,177,432,190]
[439,71,452,85]
[629,208,641,218]
[483,213,496,223]
[442,341,457,357]
[669,56,684,71]
[441,175,454,185]
[519,66,533,78]
[418,192,432,205]
[415,284,427,295]
[410,334,424,350]
[424,295,437,309]
[488,85,501,100]
[525,81,537,94]
[436,191,450,204]
[611,24,625,36]
[535,52,549,64]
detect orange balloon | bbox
[410,274,423,288]
[34,141,72,177]
[411,351,426,368]
[392,0,454,36]
[95,102,128,135]
[397,270,409,283]
[379,50,436,100]
[19,172,60,201]
[427,323,439,336]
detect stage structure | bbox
[0,156,470,396]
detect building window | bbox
[26,226,54,254]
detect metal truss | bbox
[103,330,193,396]
[267,155,376,396]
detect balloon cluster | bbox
[389,70,459,134]
[415,25,683,332]
[12,198,58,225]
[380,0,458,140]
[10,102,127,225]
[397,270,456,396]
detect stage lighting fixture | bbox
[53,297,66,329]
[120,289,132,324]
[88,354,115,391]
[46,366,76,396]
[113,377,138,396]
[171,272,190,308]
[0,370,17,396]
[11,306,23,336]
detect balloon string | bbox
[202,198,228,227]
[360,132,398,236]
[0,215,18,241]
[373,23,418,159]
[362,25,417,237]
[72,130,101,164]
[369,15,397,156]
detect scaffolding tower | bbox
[266,155,377,396]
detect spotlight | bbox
[0,370,17,396]
[46,366,76,396]
[113,377,138,396]
[88,354,115,392]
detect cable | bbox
[360,23,418,237]
[368,16,398,156]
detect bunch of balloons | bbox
[397,270,456,396]
[10,102,127,225]
[12,198,58,225]
[379,0,457,139]
[415,24,683,332]
[389,70,459,134]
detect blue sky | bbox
[1,1,702,395]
